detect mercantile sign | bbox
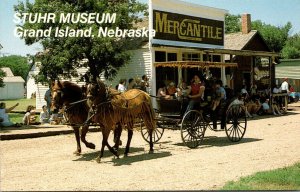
[153,10,224,46]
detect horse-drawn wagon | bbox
[50,60,247,161]
[140,88,247,149]
[141,60,247,148]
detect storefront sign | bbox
[153,10,224,46]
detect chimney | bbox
[242,13,251,34]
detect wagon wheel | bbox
[141,110,165,143]
[141,126,165,143]
[225,104,247,142]
[181,110,206,148]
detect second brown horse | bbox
[86,79,156,162]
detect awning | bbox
[154,61,238,68]
[204,48,280,57]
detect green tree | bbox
[281,33,300,59]
[0,55,29,80]
[0,69,5,87]
[225,13,241,34]
[252,20,292,52]
[224,13,292,53]
[14,0,147,83]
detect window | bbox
[167,53,177,61]
[155,51,166,62]
[182,52,201,61]
[155,51,178,92]
[203,54,221,62]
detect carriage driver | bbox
[184,75,205,114]
[211,80,227,130]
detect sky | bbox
[0,0,300,56]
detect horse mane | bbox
[54,81,89,124]
[61,81,82,95]
[52,81,83,100]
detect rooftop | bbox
[3,76,25,83]
[1,67,14,76]
[224,30,258,50]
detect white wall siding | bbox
[107,48,152,92]
[26,75,36,99]
[276,67,300,80]
[0,82,25,100]
[35,83,49,110]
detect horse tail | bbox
[142,94,156,130]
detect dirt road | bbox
[1,103,300,190]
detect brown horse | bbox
[86,80,156,162]
[51,80,96,155]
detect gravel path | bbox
[1,103,300,190]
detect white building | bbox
[0,67,25,100]
[34,0,228,109]
[111,0,228,107]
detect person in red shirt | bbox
[184,75,205,114]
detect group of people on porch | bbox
[156,75,291,118]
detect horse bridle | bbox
[88,81,110,103]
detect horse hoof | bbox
[96,157,101,163]
[149,150,154,154]
[124,153,128,158]
[87,143,96,149]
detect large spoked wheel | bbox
[225,104,247,142]
[181,110,206,148]
[141,110,165,143]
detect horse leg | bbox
[144,120,154,154]
[80,123,96,149]
[96,128,119,163]
[73,126,81,155]
[124,128,133,157]
[113,123,122,151]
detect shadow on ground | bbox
[73,146,172,165]
[174,136,262,149]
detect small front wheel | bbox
[181,110,206,148]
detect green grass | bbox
[222,162,300,190]
[8,113,40,124]
[8,113,24,123]
[0,98,35,111]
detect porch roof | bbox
[154,61,237,68]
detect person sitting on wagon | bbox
[184,75,205,113]
[157,82,172,99]
[177,81,190,98]
[167,82,177,97]
[211,80,226,111]
[211,80,227,129]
